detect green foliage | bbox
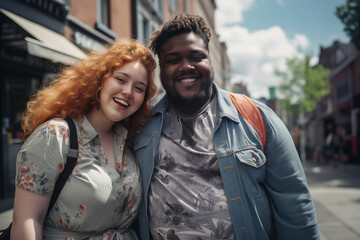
[336,0,360,50]
[303,62,331,112]
[274,57,304,117]
[274,55,330,117]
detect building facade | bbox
[304,41,360,163]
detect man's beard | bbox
[164,78,213,112]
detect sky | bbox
[215,0,350,99]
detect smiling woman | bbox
[91,61,149,133]
[10,39,157,240]
[22,40,157,144]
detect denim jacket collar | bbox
[214,83,241,123]
[151,83,240,123]
[151,92,168,117]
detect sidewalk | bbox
[313,190,360,240]
[0,209,12,230]
[0,197,13,229]
[305,161,360,240]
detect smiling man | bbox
[158,31,214,114]
[134,13,319,240]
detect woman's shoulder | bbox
[17,118,72,196]
[28,118,71,143]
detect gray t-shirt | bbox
[148,96,235,240]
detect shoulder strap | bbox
[227,91,267,151]
[46,117,78,216]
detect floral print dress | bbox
[16,116,142,240]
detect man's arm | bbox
[259,104,320,240]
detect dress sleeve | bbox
[15,119,70,197]
[256,103,319,239]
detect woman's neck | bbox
[85,108,114,135]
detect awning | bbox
[0,8,87,65]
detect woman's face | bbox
[99,60,148,123]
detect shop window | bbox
[4,77,40,144]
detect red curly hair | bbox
[21,39,157,144]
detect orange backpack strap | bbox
[227,91,267,151]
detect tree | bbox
[336,0,360,50]
[274,55,330,118]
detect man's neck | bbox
[168,89,215,116]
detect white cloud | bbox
[261,62,274,74]
[291,34,309,50]
[215,0,309,98]
[215,0,254,28]
[310,55,319,66]
[231,74,251,84]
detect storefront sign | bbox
[74,31,107,52]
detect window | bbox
[146,0,163,19]
[168,0,178,13]
[96,0,117,39]
[98,0,109,27]
[335,76,350,103]
[334,48,345,66]
[143,18,149,42]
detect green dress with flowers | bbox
[16,116,141,240]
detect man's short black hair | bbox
[149,13,211,57]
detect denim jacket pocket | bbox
[235,148,266,196]
[134,135,151,151]
[235,148,266,168]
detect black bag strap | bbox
[46,117,78,216]
[0,118,78,239]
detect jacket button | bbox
[135,141,139,145]
[217,120,220,125]
[252,155,256,163]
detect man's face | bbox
[159,32,214,109]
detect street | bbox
[1,161,360,239]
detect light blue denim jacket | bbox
[134,83,319,240]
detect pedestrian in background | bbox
[11,39,156,239]
[323,122,336,164]
[332,125,350,167]
[134,13,319,240]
